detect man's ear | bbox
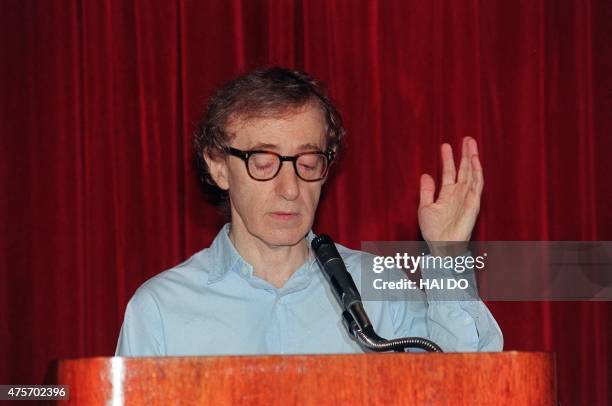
[321,146,337,185]
[203,150,230,190]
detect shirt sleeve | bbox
[115,286,166,356]
[389,253,503,352]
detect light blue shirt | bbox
[116,224,503,356]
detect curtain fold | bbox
[1,0,610,404]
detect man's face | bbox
[211,103,328,247]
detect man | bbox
[116,67,502,356]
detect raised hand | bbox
[418,137,483,256]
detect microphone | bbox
[310,234,375,335]
[311,234,443,353]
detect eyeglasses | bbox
[225,147,334,182]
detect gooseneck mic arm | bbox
[311,234,443,353]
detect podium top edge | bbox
[57,351,554,363]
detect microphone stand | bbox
[341,311,443,353]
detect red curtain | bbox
[1,0,610,404]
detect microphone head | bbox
[311,234,333,251]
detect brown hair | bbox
[194,67,345,192]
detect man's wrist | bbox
[427,241,469,257]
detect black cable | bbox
[342,311,443,352]
[354,325,443,353]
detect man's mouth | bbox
[270,212,300,220]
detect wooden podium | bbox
[55,352,556,405]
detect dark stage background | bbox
[1,0,611,404]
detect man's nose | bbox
[275,162,300,201]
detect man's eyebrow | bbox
[248,142,324,151]
[297,143,324,151]
[250,142,278,150]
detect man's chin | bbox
[259,223,311,247]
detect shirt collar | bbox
[206,223,318,285]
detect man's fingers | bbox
[461,136,469,159]
[441,143,456,186]
[468,139,483,194]
[419,173,435,208]
[457,137,474,184]
[471,154,484,195]
[468,137,479,156]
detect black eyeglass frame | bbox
[225,147,335,182]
